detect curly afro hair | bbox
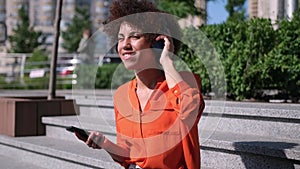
[108,0,161,22]
[104,0,182,54]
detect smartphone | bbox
[66,126,90,141]
[152,39,165,49]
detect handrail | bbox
[0,53,81,89]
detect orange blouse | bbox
[112,71,205,169]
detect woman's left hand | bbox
[155,35,183,88]
[155,35,174,66]
[86,131,106,149]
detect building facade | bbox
[5,0,29,36]
[0,0,5,47]
[248,0,298,25]
[0,0,110,52]
[178,0,206,28]
[0,0,204,52]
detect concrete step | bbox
[74,98,300,140]
[42,115,300,169]
[0,134,221,169]
[76,99,114,108]
[42,115,116,143]
[76,106,300,140]
[75,98,300,122]
[79,106,115,120]
[201,131,300,169]
[72,95,300,116]
[32,93,300,168]
[65,90,114,99]
[3,91,299,168]
[0,154,47,169]
[0,135,120,169]
[1,132,298,169]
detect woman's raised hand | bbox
[155,35,174,66]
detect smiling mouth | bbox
[122,53,136,60]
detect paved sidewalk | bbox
[0,154,46,169]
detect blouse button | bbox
[174,90,178,94]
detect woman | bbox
[77,29,95,64]
[74,0,205,168]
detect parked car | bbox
[57,53,121,76]
[57,57,81,76]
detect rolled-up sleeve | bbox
[166,73,205,127]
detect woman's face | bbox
[117,22,156,70]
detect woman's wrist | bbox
[160,56,174,70]
[161,60,183,88]
[101,136,110,149]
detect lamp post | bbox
[48,0,63,100]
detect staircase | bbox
[0,90,299,169]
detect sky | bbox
[207,0,248,24]
[207,0,228,24]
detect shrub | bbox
[180,12,300,101]
[24,49,49,89]
[95,64,119,89]
[72,63,131,90]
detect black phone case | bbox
[152,40,164,49]
[66,126,90,141]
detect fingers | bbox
[155,35,174,53]
[86,131,105,149]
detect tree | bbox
[8,5,45,53]
[155,0,204,18]
[155,0,218,25]
[61,7,92,53]
[225,0,246,22]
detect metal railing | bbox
[0,53,80,89]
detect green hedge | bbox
[24,49,50,89]
[179,10,300,101]
[73,63,134,90]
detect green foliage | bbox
[72,63,132,89]
[110,63,135,89]
[73,64,98,89]
[25,49,49,70]
[8,5,45,53]
[61,7,92,53]
[0,75,6,89]
[156,0,203,18]
[23,49,49,89]
[23,75,49,89]
[180,29,212,96]
[210,19,277,100]
[95,64,119,89]
[225,0,246,22]
[155,0,220,19]
[180,10,300,101]
[252,11,300,100]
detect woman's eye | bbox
[131,35,141,39]
[118,37,124,41]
